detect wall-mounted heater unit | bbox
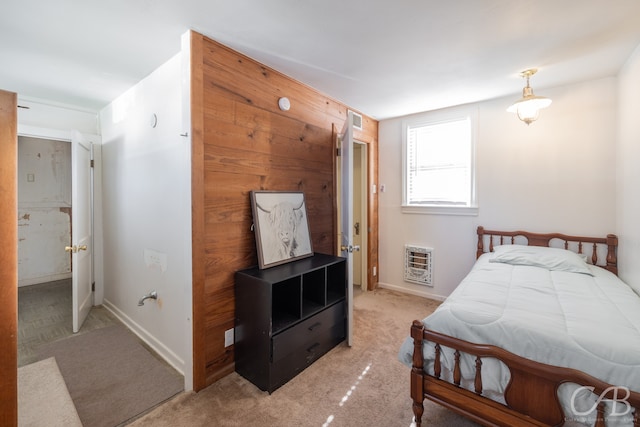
[404,245,433,286]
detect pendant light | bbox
[507,68,552,125]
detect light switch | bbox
[27,173,35,182]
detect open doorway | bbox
[353,142,368,292]
[17,135,75,365]
[17,136,72,289]
[16,135,100,366]
[336,111,374,347]
[336,133,370,293]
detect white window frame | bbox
[402,105,478,216]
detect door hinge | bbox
[91,282,95,292]
[90,159,94,168]
[336,148,341,156]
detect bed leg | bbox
[411,321,426,427]
[413,400,424,427]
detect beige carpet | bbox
[128,288,479,427]
[18,357,82,427]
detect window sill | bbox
[401,205,479,216]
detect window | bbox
[402,106,477,215]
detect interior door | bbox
[69,131,93,333]
[340,112,357,346]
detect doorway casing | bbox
[0,89,18,426]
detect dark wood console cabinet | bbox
[234,253,347,393]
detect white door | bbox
[339,112,358,346]
[69,131,93,333]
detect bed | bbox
[399,227,640,427]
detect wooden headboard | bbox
[476,226,619,275]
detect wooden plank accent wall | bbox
[189,32,379,390]
[0,89,18,426]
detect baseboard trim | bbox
[377,281,447,302]
[19,273,72,287]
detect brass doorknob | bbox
[65,245,77,253]
[78,245,87,251]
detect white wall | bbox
[379,77,618,299]
[99,51,192,388]
[617,44,640,295]
[18,97,98,135]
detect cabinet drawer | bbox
[270,322,345,391]
[272,301,345,363]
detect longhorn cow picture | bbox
[250,191,313,269]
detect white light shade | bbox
[507,96,552,125]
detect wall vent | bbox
[349,110,363,130]
[404,245,433,286]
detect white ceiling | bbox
[2,0,640,120]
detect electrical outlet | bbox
[224,328,234,347]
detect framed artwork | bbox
[250,191,314,269]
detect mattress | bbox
[399,251,640,426]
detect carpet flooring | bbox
[128,288,479,427]
[18,279,118,367]
[37,324,184,427]
[18,357,82,427]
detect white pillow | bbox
[489,245,593,275]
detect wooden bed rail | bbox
[476,226,619,275]
[411,320,640,427]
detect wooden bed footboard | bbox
[410,321,640,427]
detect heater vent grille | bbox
[350,110,363,130]
[404,245,432,286]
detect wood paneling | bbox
[190,32,379,389]
[0,89,18,426]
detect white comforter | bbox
[399,253,640,426]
